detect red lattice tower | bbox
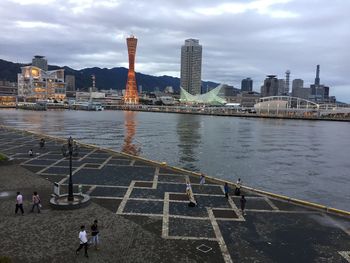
[124,35,139,104]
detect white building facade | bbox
[18,66,66,101]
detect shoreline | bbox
[1,106,350,122]
[2,124,349,218]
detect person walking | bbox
[90,220,100,250]
[199,174,205,190]
[240,195,247,215]
[224,183,229,198]
[15,192,24,215]
[235,178,242,196]
[76,225,89,258]
[39,138,45,148]
[30,191,41,213]
[185,179,192,197]
[28,149,33,157]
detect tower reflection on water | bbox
[122,111,141,156]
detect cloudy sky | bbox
[0,0,349,101]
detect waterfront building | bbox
[309,65,331,102]
[180,39,202,95]
[241,78,253,92]
[17,65,66,101]
[124,35,139,104]
[293,87,311,100]
[180,84,226,105]
[32,55,48,71]
[260,75,279,97]
[239,91,261,107]
[0,80,17,106]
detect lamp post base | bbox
[50,193,90,210]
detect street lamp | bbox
[61,136,79,202]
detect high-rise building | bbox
[260,75,279,97]
[180,39,202,95]
[241,78,253,92]
[124,35,139,104]
[65,75,75,92]
[314,64,320,86]
[278,79,286,95]
[291,79,310,99]
[32,55,48,71]
[285,70,290,94]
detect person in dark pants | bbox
[15,192,24,215]
[224,183,229,198]
[76,225,88,258]
[90,220,99,250]
[240,195,247,215]
[30,191,41,213]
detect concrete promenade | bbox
[0,126,350,262]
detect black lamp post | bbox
[62,137,78,202]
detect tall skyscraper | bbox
[315,65,320,86]
[124,36,139,104]
[241,78,253,92]
[260,75,279,97]
[32,55,48,71]
[285,70,290,94]
[180,39,202,95]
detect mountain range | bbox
[0,59,219,93]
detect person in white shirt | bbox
[28,149,33,157]
[76,225,88,258]
[15,192,24,215]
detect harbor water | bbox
[0,109,349,211]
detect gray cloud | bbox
[0,0,349,102]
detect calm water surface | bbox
[0,109,349,211]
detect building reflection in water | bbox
[176,114,201,171]
[122,111,141,156]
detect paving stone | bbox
[232,196,274,210]
[158,174,187,183]
[169,202,209,217]
[21,165,46,173]
[169,218,216,238]
[195,195,231,208]
[25,159,59,166]
[130,188,164,199]
[73,166,155,186]
[157,183,187,193]
[192,184,224,195]
[92,198,121,213]
[212,209,238,219]
[88,152,111,159]
[218,213,350,263]
[159,167,181,174]
[106,159,132,165]
[91,187,127,198]
[123,200,163,214]
[169,193,189,201]
[134,182,153,188]
[42,166,72,176]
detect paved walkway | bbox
[0,126,350,263]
